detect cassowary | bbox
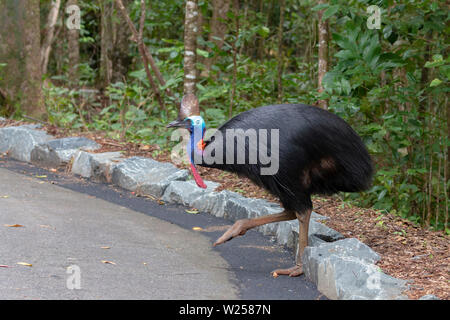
[167,94,373,277]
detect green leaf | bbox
[257,26,270,38]
[424,54,444,68]
[323,5,340,20]
[335,49,356,60]
[311,3,329,11]
[196,48,210,58]
[429,78,442,87]
[378,189,387,201]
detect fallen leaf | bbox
[0,265,11,268]
[100,246,111,249]
[17,262,32,267]
[101,260,116,265]
[185,209,199,214]
[4,224,24,228]
[35,175,47,178]
[157,200,165,205]
[140,145,151,151]
[0,195,9,198]
[192,227,203,231]
[49,168,57,172]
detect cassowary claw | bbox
[213,219,250,246]
[271,265,304,277]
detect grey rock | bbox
[162,180,220,206]
[72,151,124,182]
[275,211,336,249]
[281,216,344,252]
[0,125,53,162]
[30,137,100,167]
[276,220,298,248]
[308,234,328,247]
[419,294,440,300]
[348,295,367,300]
[301,238,407,300]
[303,238,381,285]
[314,254,408,300]
[0,117,5,122]
[191,189,240,218]
[111,157,189,197]
[223,195,256,221]
[311,211,330,221]
[223,196,284,236]
[18,124,42,129]
[308,219,345,243]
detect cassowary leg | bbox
[272,209,312,277]
[213,210,296,246]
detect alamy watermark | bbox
[366,264,382,290]
[170,128,280,176]
[66,4,81,30]
[66,264,81,290]
[366,5,381,30]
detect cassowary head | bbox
[167,94,207,189]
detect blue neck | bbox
[188,126,205,164]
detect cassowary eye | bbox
[184,119,192,130]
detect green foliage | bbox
[320,1,449,230]
[41,0,449,231]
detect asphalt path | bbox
[0,157,323,300]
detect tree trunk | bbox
[67,0,80,86]
[196,6,206,81]
[111,0,131,83]
[229,0,239,119]
[447,95,450,189]
[99,0,131,85]
[257,0,265,60]
[41,0,61,75]
[53,13,65,76]
[317,0,329,109]
[183,0,199,96]
[100,0,114,87]
[0,0,45,118]
[203,0,231,77]
[276,0,285,102]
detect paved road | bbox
[0,159,323,300]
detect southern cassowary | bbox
[167,94,373,277]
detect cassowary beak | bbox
[166,119,187,128]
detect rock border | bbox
[0,122,425,300]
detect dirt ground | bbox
[1,120,449,299]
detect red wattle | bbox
[190,163,207,189]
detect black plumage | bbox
[168,96,373,277]
[201,104,373,214]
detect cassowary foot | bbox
[272,264,303,277]
[213,219,250,246]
